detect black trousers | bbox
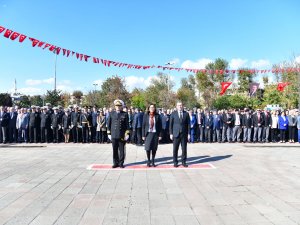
[271,128,278,142]
[288,126,296,141]
[41,127,50,143]
[91,126,96,142]
[52,127,59,143]
[136,127,142,145]
[280,130,286,142]
[112,138,126,166]
[8,127,16,143]
[72,127,78,143]
[173,133,188,165]
[29,126,37,143]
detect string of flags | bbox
[0,25,296,95]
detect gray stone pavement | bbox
[0,142,300,225]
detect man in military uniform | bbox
[51,107,61,143]
[107,99,130,168]
[71,106,80,143]
[40,107,51,143]
[29,106,39,143]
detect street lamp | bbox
[53,48,58,91]
[165,61,175,93]
[92,83,98,106]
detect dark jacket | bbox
[40,113,51,128]
[62,114,71,129]
[91,112,98,127]
[212,114,222,130]
[263,112,272,126]
[71,111,80,127]
[252,113,265,127]
[8,112,17,128]
[29,112,39,127]
[242,114,253,128]
[204,114,213,129]
[142,113,162,138]
[161,114,170,130]
[0,111,10,127]
[222,113,233,128]
[169,110,191,138]
[51,113,61,128]
[107,111,130,139]
[133,112,144,129]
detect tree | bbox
[99,75,130,107]
[72,90,83,105]
[30,95,43,107]
[60,92,71,108]
[0,93,12,107]
[18,95,31,108]
[177,76,199,109]
[130,88,146,109]
[237,69,256,93]
[212,94,249,110]
[144,72,176,108]
[45,90,62,106]
[195,58,230,108]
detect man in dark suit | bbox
[71,106,80,143]
[212,110,222,143]
[169,102,191,167]
[91,106,98,143]
[161,110,170,143]
[133,108,144,146]
[242,109,253,143]
[0,106,10,144]
[107,99,130,168]
[253,109,264,143]
[8,107,17,143]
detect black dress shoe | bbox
[119,164,125,168]
[147,162,151,167]
[112,164,118,168]
[183,164,188,167]
[174,164,179,168]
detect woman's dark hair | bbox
[147,104,157,114]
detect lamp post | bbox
[165,61,175,93]
[92,83,98,105]
[53,48,58,91]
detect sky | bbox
[0,0,300,96]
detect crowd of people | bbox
[0,104,300,145]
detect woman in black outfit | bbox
[142,104,162,167]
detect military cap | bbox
[114,99,124,107]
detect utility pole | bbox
[53,48,58,91]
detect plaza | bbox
[0,143,299,225]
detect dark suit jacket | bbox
[161,114,170,130]
[107,111,129,139]
[204,114,213,129]
[169,111,191,138]
[142,113,162,138]
[222,113,233,128]
[252,113,265,127]
[0,112,10,127]
[40,113,51,128]
[242,114,253,128]
[8,112,17,128]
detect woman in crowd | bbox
[288,109,297,143]
[142,104,162,167]
[270,110,279,143]
[96,110,107,143]
[62,109,71,143]
[278,111,288,143]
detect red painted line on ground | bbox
[87,163,215,170]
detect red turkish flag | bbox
[37,41,45,47]
[220,82,232,95]
[277,82,290,92]
[93,57,99,63]
[48,45,56,51]
[79,54,83,61]
[62,49,67,56]
[29,38,40,47]
[76,53,80,59]
[84,55,90,62]
[4,29,13,38]
[19,34,27,42]
[72,51,75,56]
[10,32,20,40]
[0,26,5,33]
[67,50,71,57]
[43,43,51,49]
[55,47,61,55]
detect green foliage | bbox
[18,95,31,108]
[144,73,176,108]
[45,90,62,106]
[177,77,199,109]
[30,95,43,107]
[130,88,146,109]
[237,69,255,93]
[213,94,249,110]
[0,93,12,107]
